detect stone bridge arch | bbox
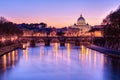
[50,37,60,43]
[21,36,92,46]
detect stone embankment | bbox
[86,44,120,57]
[0,43,22,56]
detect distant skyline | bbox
[0,0,120,27]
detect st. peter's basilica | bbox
[71,14,91,34]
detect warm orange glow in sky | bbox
[0,0,120,28]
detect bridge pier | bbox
[75,39,80,46]
[59,38,66,46]
[45,41,50,46]
[44,38,51,46]
[30,40,36,46]
[75,41,80,46]
[60,42,65,46]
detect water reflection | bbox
[0,43,120,80]
[8,53,11,67]
[67,43,71,63]
[0,50,19,73]
[12,51,15,67]
[54,43,58,61]
[23,48,28,62]
[3,55,6,72]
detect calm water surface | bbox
[0,43,120,80]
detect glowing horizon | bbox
[0,0,120,28]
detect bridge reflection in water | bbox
[0,43,120,80]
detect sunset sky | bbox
[0,0,120,27]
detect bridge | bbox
[21,36,93,46]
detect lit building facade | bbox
[90,25,104,37]
[23,30,47,37]
[70,14,91,35]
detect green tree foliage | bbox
[0,17,23,36]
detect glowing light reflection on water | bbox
[0,43,120,80]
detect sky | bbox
[0,0,120,27]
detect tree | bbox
[0,17,23,36]
[0,17,8,23]
[102,6,120,37]
[102,6,120,50]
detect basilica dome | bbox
[78,15,85,21]
[77,14,86,26]
[71,14,91,34]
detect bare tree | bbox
[0,17,8,23]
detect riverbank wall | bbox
[93,37,120,51]
[86,44,120,57]
[0,43,23,56]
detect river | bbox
[0,43,120,80]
